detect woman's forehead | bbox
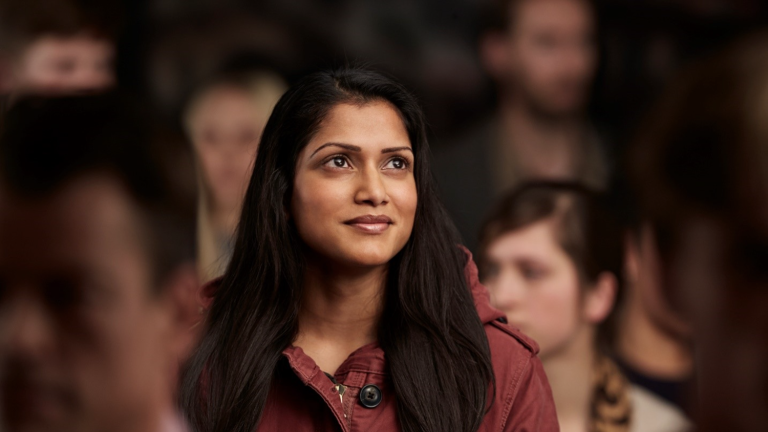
[307,101,411,151]
[489,220,566,260]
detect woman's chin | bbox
[304,236,408,270]
[344,252,395,268]
[332,246,400,269]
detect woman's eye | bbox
[384,157,408,170]
[53,59,77,75]
[201,130,218,146]
[521,265,547,281]
[324,156,349,168]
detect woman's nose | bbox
[491,274,525,311]
[354,167,389,207]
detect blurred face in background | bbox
[0,176,190,432]
[483,0,597,117]
[186,84,267,212]
[481,219,611,360]
[10,33,114,94]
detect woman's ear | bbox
[583,272,617,324]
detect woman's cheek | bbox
[292,175,346,230]
[530,277,583,356]
[388,178,418,222]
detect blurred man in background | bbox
[434,0,606,251]
[0,95,198,432]
[631,32,768,431]
[0,0,118,96]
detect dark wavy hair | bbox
[180,68,495,432]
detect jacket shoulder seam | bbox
[488,320,539,354]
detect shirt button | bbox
[358,384,382,408]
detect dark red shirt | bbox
[199,252,559,431]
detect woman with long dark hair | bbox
[180,68,558,432]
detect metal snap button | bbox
[358,384,382,408]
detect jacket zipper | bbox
[325,372,348,419]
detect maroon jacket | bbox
[199,254,559,431]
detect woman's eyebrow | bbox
[309,142,362,158]
[382,146,413,154]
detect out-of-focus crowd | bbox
[0,0,765,431]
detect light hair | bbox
[185,70,288,282]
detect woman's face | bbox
[187,85,266,211]
[291,100,417,269]
[482,220,586,359]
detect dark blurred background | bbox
[99,0,768,148]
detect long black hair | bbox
[180,68,495,432]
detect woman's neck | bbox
[542,326,596,432]
[294,260,386,374]
[208,201,241,237]
[113,382,174,432]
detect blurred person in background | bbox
[478,182,690,432]
[614,210,694,413]
[183,69,287,282]
[0,0,118,96]
[630,31,768,432]
[0,94,198,432]
[435,0,606,251]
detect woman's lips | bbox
[344,215,393,234]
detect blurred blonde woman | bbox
[184,70,287,282]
